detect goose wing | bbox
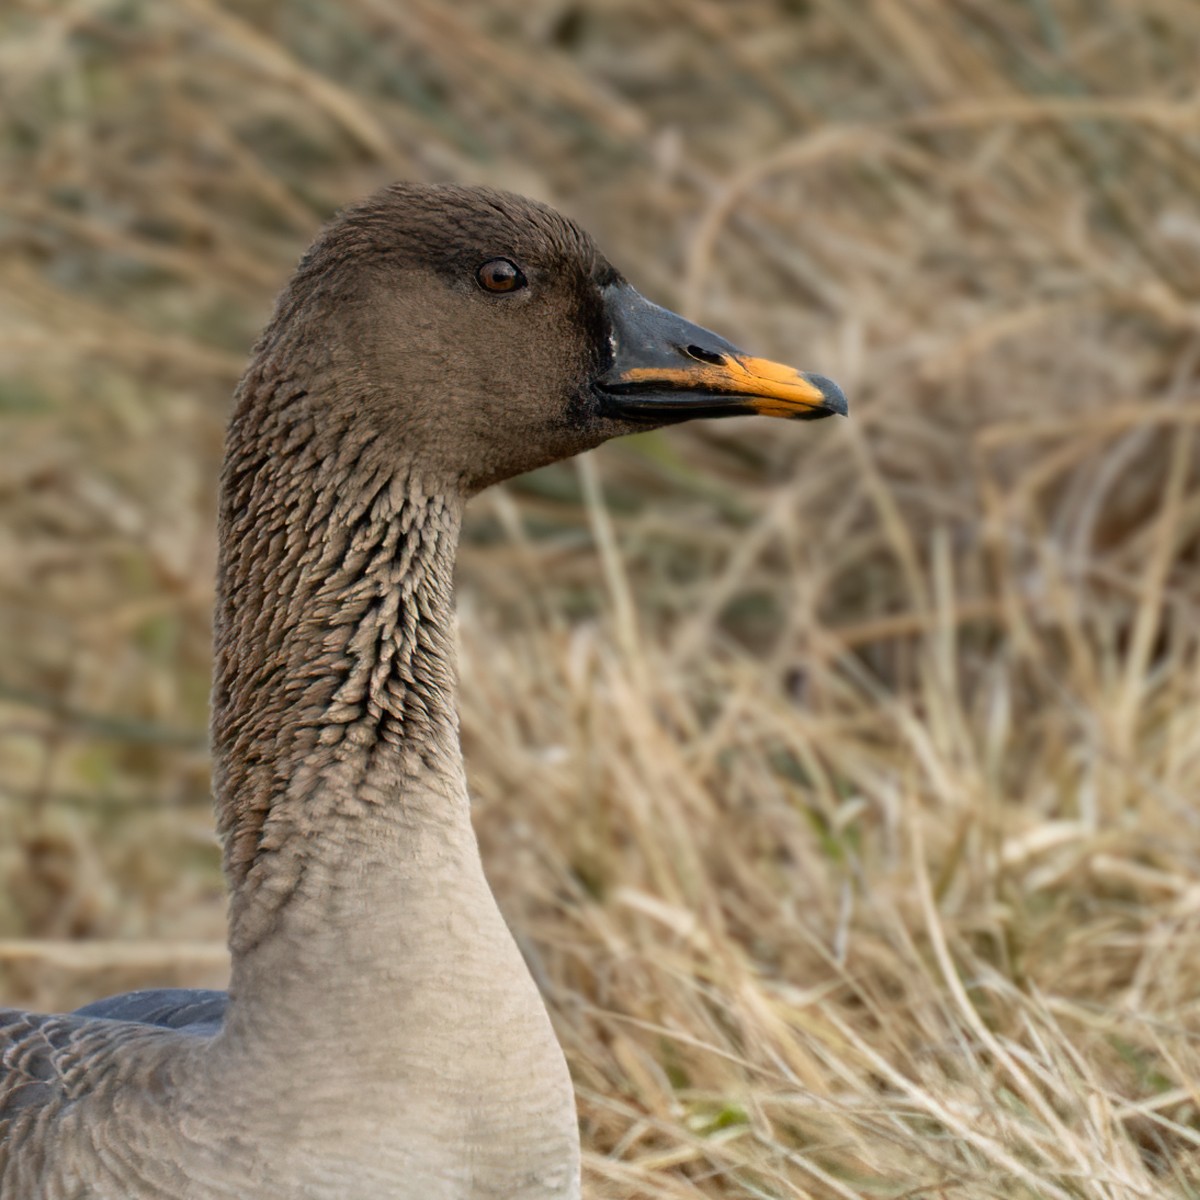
[74,988,228,1034]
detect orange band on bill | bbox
[618,354,834,416]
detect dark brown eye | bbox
[476,258,526,294]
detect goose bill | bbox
[595,284,847,423]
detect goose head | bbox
[251,182,846,495]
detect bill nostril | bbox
[684,345,726,366]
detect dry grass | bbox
[3,0,1200,1195]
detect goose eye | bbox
[476,258,526,294]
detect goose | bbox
[0,183,846,1200]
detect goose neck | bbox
[211,413,467,959]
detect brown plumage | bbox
[0,182,845,1200]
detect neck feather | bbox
[203,368,580,1195]
[212,377,464,954]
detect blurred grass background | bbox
[4,1,1200,1196]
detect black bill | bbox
[594,284,847,423]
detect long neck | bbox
[205,379,580,1193]
[212,383,465,957]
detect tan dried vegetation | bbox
[3,0,1200,1196]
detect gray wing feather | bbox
[1,1004,211,1191]
[0,1009,75,1119]
[0,989,225,1126]
[74,988,228,1034]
